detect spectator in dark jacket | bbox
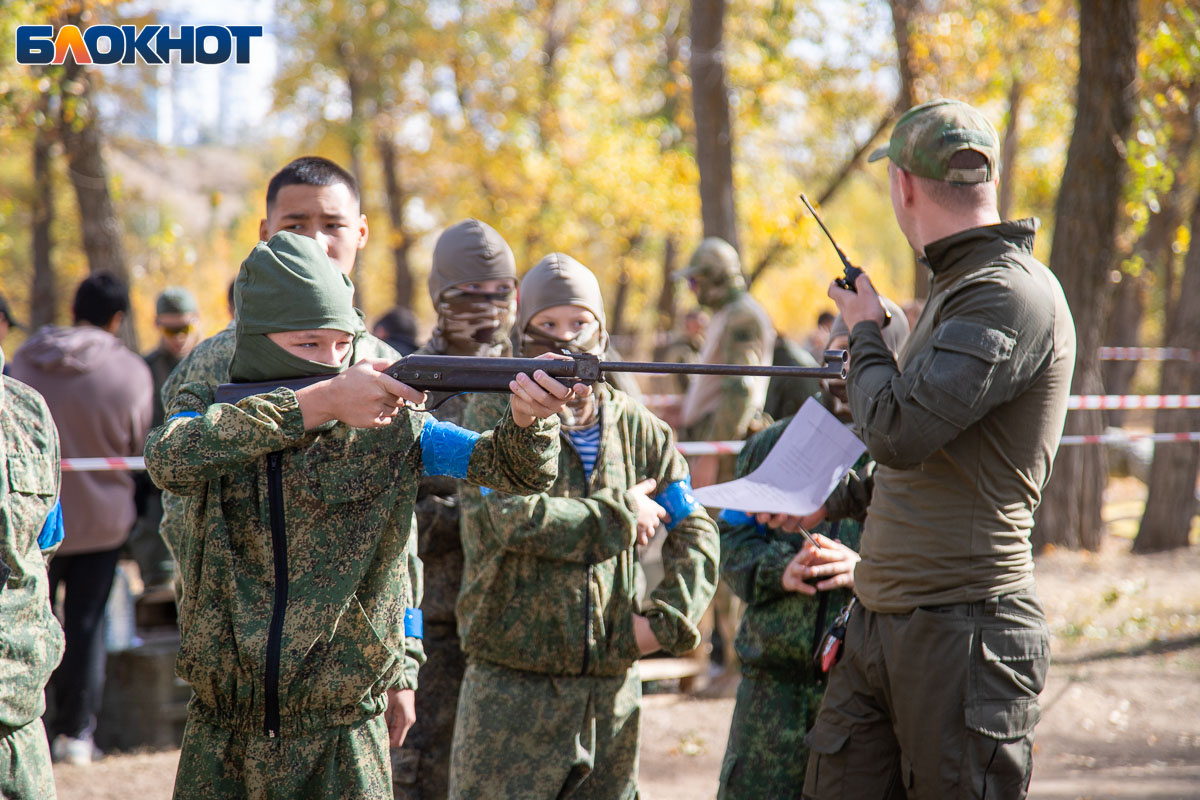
[10,272,153,765]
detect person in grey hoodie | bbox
[10,271,153,765]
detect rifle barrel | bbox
[604,353,845,380]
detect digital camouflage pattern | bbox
[131,345,184,588]
[174,714,391,800]
[0,355,65,800]
[449,661,640,800]
[457,384,719,676]
[157,325,426,687]
[717,414,863,800]
[145,381,559,796]
[867,98,999,184]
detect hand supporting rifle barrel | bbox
[213,350,849,407]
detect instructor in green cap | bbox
[799,98,1076,799]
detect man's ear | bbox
[357,214,369,251]
[896,168,917,208]
[258,218,270,242]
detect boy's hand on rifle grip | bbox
[509,352,593,428]
[296,358,426,430]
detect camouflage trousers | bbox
[718,671,824,800]
[392,628,466,799]
[173,712,391,800]
[0,718,56,800]
[448,661,641,800]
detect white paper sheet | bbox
[691,397,866,515]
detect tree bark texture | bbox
[998,77,1023,222]
[655,235,680,349]
[1035,0,1139,551]
[31,110,57,330]
[888,0,928,300]
[690,0,739,253]
[377,134,414,311]
[1134,187,1200,553]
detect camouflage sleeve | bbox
[145,382,308,495]
[637,410,720,656]
[824,458,876,523]
[460,395,638,563]
[397,522,426,690]
[459,412,561,495]
[705,313,772,440]
[717,419,798,606]
[848,275,1048,469]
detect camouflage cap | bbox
[155,286,198,316]
[673,237,743,282]
[868,98,999,184]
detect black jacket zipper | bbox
[562,406,606,677]
[264,450,289,738]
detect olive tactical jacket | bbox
[457,385,719,677]
[848,220,1076,613]
[145,384,559,736]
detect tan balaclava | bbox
[427,219,518,356]
[518,253,607,429]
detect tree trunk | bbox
[609,267,632,340]
[888,0,928,300]
[343,59,369,306]
[58,60,137,349]
[31,104,57,331]
[998,77,1023,221]
[690,0,739,252]
[1101,271,1144,427]
[1134,187,1200,552]
[376,133,414,311]
[656,235,680,343]
[1034,0,1139,551]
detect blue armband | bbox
[718,508,767,533]
[654,477,702,530]
[37,501,65,550]
[420,418,481,479]
[167,411,201,422]
[404,608,423,639]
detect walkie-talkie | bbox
[800,194,892,327]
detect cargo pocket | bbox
[965,626,1048,739]
[912,319,1016,429]
[802,721,850,797]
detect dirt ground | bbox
[54,514,1200,799]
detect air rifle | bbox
[213,350,849,406]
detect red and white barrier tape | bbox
[1068,394,1200,410]
[674,441,745,456]
[1059,431,1200,446]
[61,457,146,472]
[1098,347,1200,362]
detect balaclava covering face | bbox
[518,253,607,429]
[230,231,364,382]
[427,219,518,356]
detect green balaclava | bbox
[518,253,607,429]
[230,231,365,382]
[427,219,518,356]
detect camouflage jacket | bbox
[457,385,719,677]
[410,343,484,629]
[680,290,775,441]
[156,324,427,685]
[0,356,66,729]
[145,383,559,735]
[720,415,861,678]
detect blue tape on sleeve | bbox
[718,508,768,534]
[404,608,423,639]
[167,411,201,422]
[654,478,702,530]
[420,417,482,479]
[37,501,65,551]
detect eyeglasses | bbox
[161,324,194,336]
